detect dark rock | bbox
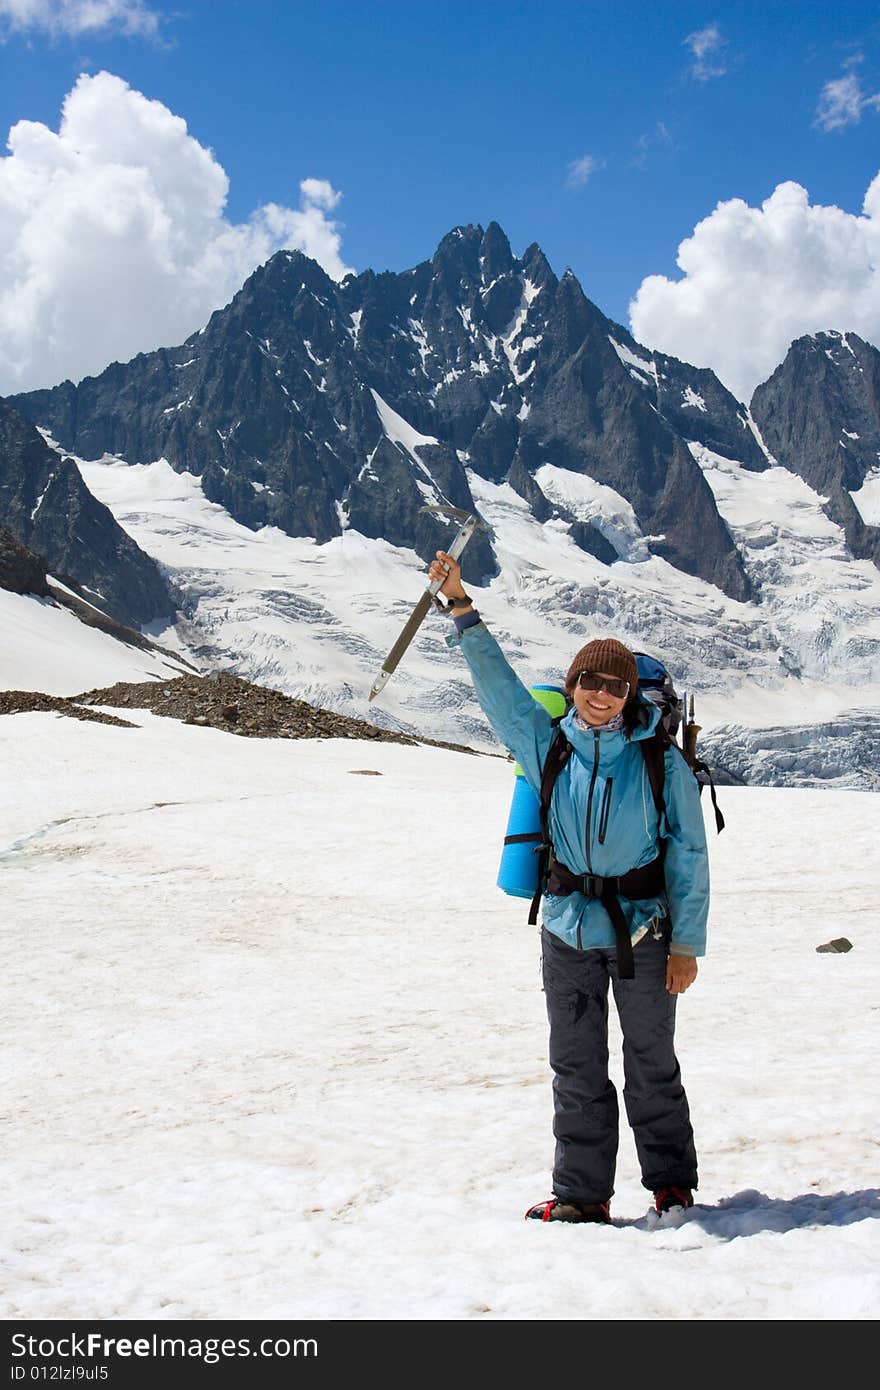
[606,320,767,470]
[11,222,751,600]
[67,670,482,753]
[816,938,853,953]
[0,525,50,596]
[0,397,176,627]
[0,689,137,727]
[750,331,880,567]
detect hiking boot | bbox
[525,1198,611,1224]
[654,1186,694,1214]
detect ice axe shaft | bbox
[369,506,485,701]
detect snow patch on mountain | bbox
[502,279,541,386]
[742,408,778,466]
[463,469,770,699]
[850,469,880,527]
[369,389,445,505]
[407,319,431,375]
[27,443,880,781]
[681,386,707,412]
[370,390,440,458]
[688,442,880,681]
[533,464,647,560]
[608,336,659,394]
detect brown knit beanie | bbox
[565,638,639,697]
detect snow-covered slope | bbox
[0,585,192,694]
[688,442,880,679]
[0,709,876,1319]
[48,442,880,785]
[701,712,880,790]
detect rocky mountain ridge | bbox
[750,330,880,566]
[10,222,768,602]
[0,399,175,628]
[3,223,880,788]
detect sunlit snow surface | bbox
[688,444,880,693]
[0,711,877,1319]
[27,444,880,753]
[0,588,189,694]
[851,469,880,527]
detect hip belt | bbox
[545,854,665,979]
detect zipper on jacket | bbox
[579,731,601,949]
[597,778,613,845]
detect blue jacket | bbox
[447,620,709,957]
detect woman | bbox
[430,550,709,1224]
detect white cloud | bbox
[632,121,674,168]
[0,0,159,37]
[629,174,880,403]
[0,71,355,394]
[814,71,880,131]
[298,178,341,211]
[684,23,726,82]
[566,154,603,189]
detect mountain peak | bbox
[432,224,484,262]
[787,328,869,360]
[242,247,336,301]
[521,242,557,291]
[751,326,880,565]
[479,221,515,279]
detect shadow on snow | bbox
[623,1188,880,1239]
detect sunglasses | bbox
[576,671,630,699]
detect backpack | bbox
[526,652,724,979]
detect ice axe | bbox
[369,504,489,701]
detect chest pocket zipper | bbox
[597,778,613,844]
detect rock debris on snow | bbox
[2,671,482,754]
[0,689,137,727]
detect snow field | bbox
[0,711,877,1319]
[0,588,188,694]
[45,448,880,748]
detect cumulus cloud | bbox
[566,154,603,189]
[0,0,159,37]
[629,174,880,402]
[814,70,880,131]
[684,23,726,82]
[299,178,341,210]
[0,71,354,393]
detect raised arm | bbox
[430,551,556,794]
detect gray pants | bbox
[541,925,698,1204]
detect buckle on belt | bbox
[583,874,606,897]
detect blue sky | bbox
[2,1,880,397]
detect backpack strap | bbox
[692,758,726,833]
[640,729,669,826]
[527,720,572,928]
[641,732,725,834]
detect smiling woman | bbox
[567,643,635,728]
[429,548,709,1226]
